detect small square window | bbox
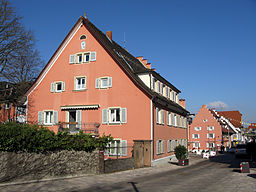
[203,119,208,122]
[56,82,62,92]
[109,108,121,124]
[76,77,86,90]
[101,78,109,88]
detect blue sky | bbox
[11,0,256,125]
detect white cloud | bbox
[207,101,229,110]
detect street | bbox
[0,153,255,192]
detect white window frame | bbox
[192,134,200,139]
[207,126,215,131]
[109,108,121,124]
[96,77,112,89]
[207,142,215,148]
[207,133,215,139]
[83,52,90,63]
[156,108,164,125]
[75,76,86,90]
[194,126,201,131]
[5,103,10,109]
[44,111,54,125]
[193,142,200,148]
[203,119,208,123]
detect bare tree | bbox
[0,0,34,76]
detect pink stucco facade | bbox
[26,16,189,161]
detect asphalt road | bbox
[0,153,255,192]
[84,153,256,192]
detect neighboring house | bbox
[189,105,238,152]
[25,16,189,161]
[217,110,245,144]
[0,82,27,123]
[247,123,256,139]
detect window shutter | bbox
[108,77,112,87]
[90,52,96,61]
[69,54,75,64]
[167,112,169,125]
[156,108,159,124]
[38,111,43,125]
[50,83,55,92]
[156,141,159,155]
[65,111,69,128]
[162,140,165,153]
[102,109,108,124]
[54,111,58,124]
[95,78,100,88]
[121,108,127,123]
[161,110,165,124]
[62,82,65,91]
[76,110,82,129]
[121,140,127,156]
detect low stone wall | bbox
[0,150,104,183]
[104,158,134,173]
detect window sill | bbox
[72,89,87,92]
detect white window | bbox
[203,119,208,122]
[193,142,200,148]
[207,126,214,131]
[162,84,167,97]
[75,77,86,90]
[50,81,65,93]
[194,127,201,131]
[174,114,177,126]
[156,139,165,155]
[83,53,90,62]
[77,54,83,63]
[173,92,176,102]
[207,133,215,139]
[38,110,58,125]
[167,112,172,126]
[69,52,96,64]
[105,139,127,156]
[167,140,172,153]
[95,77,112,89]
[109,108,121,124]
[156,108,164,125]
[207,143,215,148]
[102,107,127,124]
[192,134,200,139]
[158,81,161,93]
[5,103,10,109]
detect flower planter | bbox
[178,159,189,166]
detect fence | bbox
[104,145,134,159]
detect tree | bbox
[0,0,43,87]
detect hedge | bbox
[0,122,112,153]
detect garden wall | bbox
[0,150,104,183]
[104,158,134,173]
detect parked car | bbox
[228,147,236,153]
[235,144,247,157]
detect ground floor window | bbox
[104,139,127,156]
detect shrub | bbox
[174,145,187,160]
[0,122,112,153]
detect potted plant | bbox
[174,145,189,166]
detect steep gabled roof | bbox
[26,16,189,116]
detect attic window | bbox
[80,35,86,40]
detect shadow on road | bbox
[247,174,256,179]
[128,182,139,192]
[209,152,255,170]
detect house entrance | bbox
[69,111,76,131]
[133,140,152,168]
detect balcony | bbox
[57,122,100,135]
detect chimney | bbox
[106,31,112,40]
[136,56,151,69]
[202,105,207,108]
[179,99,186,109]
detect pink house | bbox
[189,105,238,152]
[25,16,189,161]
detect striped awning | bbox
[61,104,100,110]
